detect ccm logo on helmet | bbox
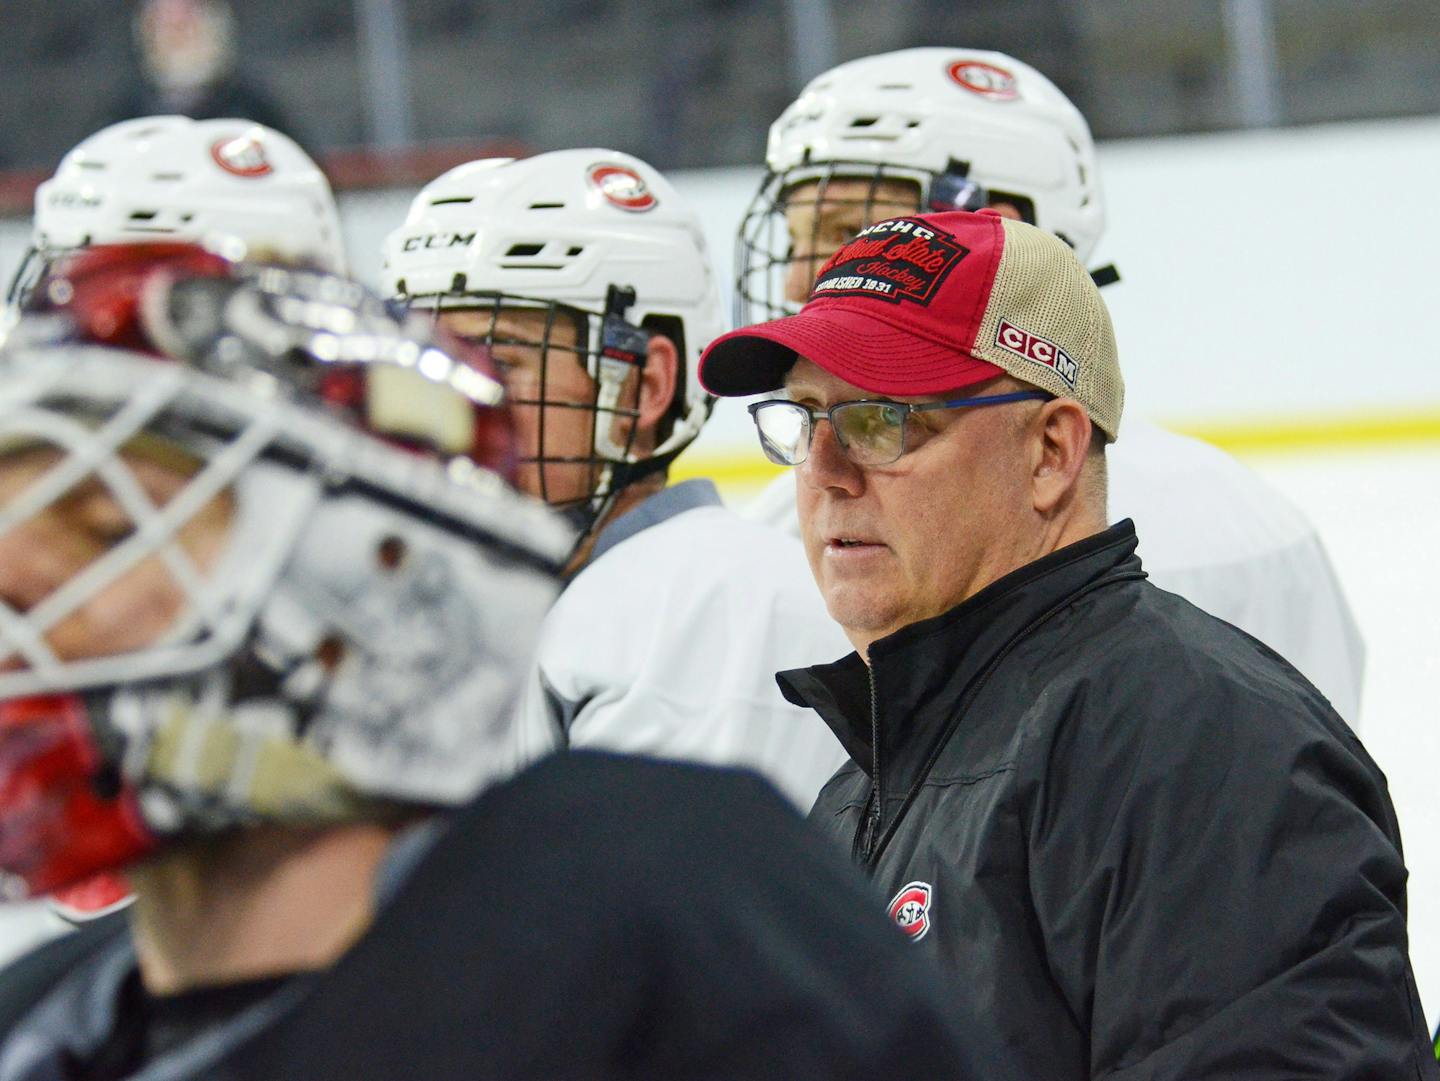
[401,232,477,252]
[588,164,658,212]
[946,59,1020,102]
[210,135,274,178]
[887,881,933,941]
[996,319,1078,388]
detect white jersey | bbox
[513,480,851,809]
[744,419,1365,724]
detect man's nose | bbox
[0,517,71,616]
[798,415,864,496]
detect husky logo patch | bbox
[810,218,968,307]
[996,319,1078,387]
[588,164,657,212]
[887,881,933,941]
[946,59,1020,102]
[210,135,274,178]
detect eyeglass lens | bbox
[754,400,908,467]
[756,401,812,465]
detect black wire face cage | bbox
[408,288,650,526]
[734,160,1027,328]
[5,246,53,311]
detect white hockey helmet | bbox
[11,116,346,305]
[383,149,723,520]
[737,48,1105,323]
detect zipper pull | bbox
[862,800,881,860]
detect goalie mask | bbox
[7,115,347,310]
[0,244,570,899]
[382,149,724,534]
[736,48,1105,324]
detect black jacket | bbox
[0,753,986,1080]
[790,521,1437,1080]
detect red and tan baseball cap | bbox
[700,209,1124,439]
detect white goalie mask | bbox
[736,48,1105,324]
[382,149,724,527]
[8,115,347,309]
[0,244,569,899]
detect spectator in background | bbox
[106,0,295,143]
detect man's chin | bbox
[822,593,904,649]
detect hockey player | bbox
[383,150,850,808]
[0,113,349,943]
[734,48,1365,724]
[0,245,979,1080]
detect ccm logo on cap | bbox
[996,320,1078,388]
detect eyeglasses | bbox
[748,391,1053,467]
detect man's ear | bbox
[637,333,679,435]
[1030,398,1092,516]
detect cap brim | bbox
[699,307,1004,397]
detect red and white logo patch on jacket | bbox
[887,881,933,941]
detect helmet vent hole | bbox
[879,83,912,90]
[77,162,105,171]
[906,120,921,128]
[848,117,879,128]
[505,243,545,257]
[528,202,565,210]
[567,246,584,256]
[128,210,158,221]
[430,196,473,206]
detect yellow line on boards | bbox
[1171,409,1440,455]
[669,407,1440,489]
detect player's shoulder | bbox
[1111,419,1282,497]
[0,911,128,1043]
[428,753,806,892]
[624,498,805,557]
[1109,418,1317,562]
[569,500,811,601]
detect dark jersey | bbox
[1,753,987,1080]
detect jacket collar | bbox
[778,521,1145,787]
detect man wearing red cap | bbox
[700,209,1436,1080]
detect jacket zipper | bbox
[853,666,882,866]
